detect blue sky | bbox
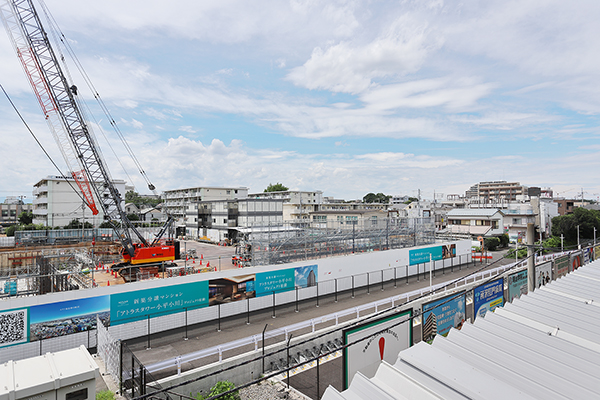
[2,0,600,202]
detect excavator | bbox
[1,0,180,280]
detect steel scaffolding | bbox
[235,217,436,266]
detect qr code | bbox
[0,309,28,346]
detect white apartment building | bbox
[32,175,127,228]
[163,186,248,224]
[185,198,284,242]
[249,190,323,223]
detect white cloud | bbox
[361,77,495,112]
[178,126,197,133]
[287,16,441,94]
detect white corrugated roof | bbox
[324,261,600,399]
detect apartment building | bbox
[249,190,323,224]
[185,198,284,242]
[163,186,249,224]
[0,197,33,228]
[466,181,528,203]
[32,175,126,228]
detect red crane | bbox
[1,0,179,277]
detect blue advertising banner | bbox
[409,246,443,265]
[110,281,208,325]
[295,265,318,288]
[422,292,465,343]
[30,296,109,341]
[255,268,295,296]
[507,270,528,302]
[473,278,504,320]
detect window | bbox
[223,219,227,224]
[1,210,7,217]
[513,218,521,225]
[371,216,377,225]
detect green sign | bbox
[555,255,570,278]
[409,246,443,265]
[255,268,295,296]
[110,281,208,325]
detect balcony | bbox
[33,197,48,205]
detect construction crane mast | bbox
[1,0,178,271]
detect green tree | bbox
[64,219,93,229]
[551,207,600,244]
[125,190,162,208]
[404,197,419,204]
[18,211,33,225]
[498,233,509,248]
[5,225,16,237]
[363,192,392,203]
[264,183,289,192]
[484,237,500,251]
[127,213,140,221]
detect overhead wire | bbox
[37,0,157,194]
[0,83,87,206]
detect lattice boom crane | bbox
[1,0,179,272]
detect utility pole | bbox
[527,223,535,292]
[577,225,580,250]
[560,234,564,253]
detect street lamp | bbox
[577,225,580,250]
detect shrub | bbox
[484,237,500,251]
[96,390,115,400]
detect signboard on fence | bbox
[507,270,527,302]
[255,264,318,297]
[30,295,109,341]
[343,309,412,389]
[110,281,208,325]
[422,292,466,343]
[409,244,456,265]
[583,247,593,264]
[554,255,570,279]
[535,261,552,289]
[571,251,582,271]
[473,278,504,320]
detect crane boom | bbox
[1,0,177,267]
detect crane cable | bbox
[37,0,158,194]
[34,3,134,190]
[0,83,87,207]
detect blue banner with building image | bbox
[110,280,208,325]
[409,246,443,265]
[473,278,504,320]
[255,268,295,296]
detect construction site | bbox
[1,215,436,298]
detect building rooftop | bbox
[324,260,600,399]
